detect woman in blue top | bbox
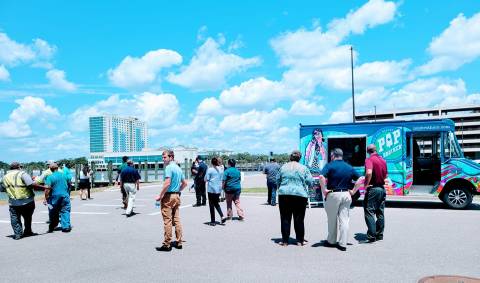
[276,150,313,246]
[205,157,227,226]
[222,159,244,221]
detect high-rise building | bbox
[89,116,148,153]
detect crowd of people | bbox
[1,145,387,253]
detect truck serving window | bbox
[327,137,366,167]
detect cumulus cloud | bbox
[0,96,60,138]
[70,92,180,131]
[108,49,182,88]
[0,32,56,67]
[46,69,77,91]
[271,0,403,92]
[289,99,326,116]
[0,65,10,81]
[197,97,224,116]
[219,108,288,132]
[167,37,260,91]
[417,12,480,75]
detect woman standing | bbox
[79,165,91,200]
[204,157,227,226]
[276,150,313,246]
[223,159,244,221]
[304,128,327,171]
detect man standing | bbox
[155,150,187,252]
[116,156,129,209]
[44,163,72,233]
[362,144,387,243]
[319,148,359,251]
[193,156,207,207]
[1,162,45,240]
[263,158,280,206]
[120,160,141,217]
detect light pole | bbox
[350,46,356,123]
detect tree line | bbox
[0,157,88,171]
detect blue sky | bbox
[1,0,480,162]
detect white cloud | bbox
[0,65,10,81]
[271,0,403,92]
[0,96,60,138]
[219,77,288,108]
[46,69,77,91]
[417,12,480,75]
[328,111,352,123]
[0,32,56,67]
[219,108,288,132]
[289,99,326,116]
[70,92,180,131]
[197,97,223,116]
[108,49,182,88]
[167,38,260,91]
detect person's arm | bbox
[180,179,187,191]
[136,179,140,191]
[320,164,331,198]
[156,178,170,201]
[364,159,373,188]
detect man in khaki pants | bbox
[155,150,187,252]
[320,148,360,251]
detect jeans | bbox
[195,180,206,205]
[48,194,71,230]
[123,183,137,215]
[161,194,183,247]
[278,195,307,243]
[9,201,35,237]
[208,192,224,223]
[363,186,386,240]
[267,180,277,205]
[225,191,244,218]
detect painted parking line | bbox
[40,211,110,215]
[0,220,45,224]
[147,203,194,216]
[82,204,145,207]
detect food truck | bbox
[300,119,480,209]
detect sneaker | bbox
[155,245,172,252]
[62,228,71,233]
[238,216,244,221]
[323,241,336,248]
[207,222,216,226]
[174,243,183,250]
[22,232,38,237]
[13,234,22,240]
[221,217,227,224]
[376,235,383,241]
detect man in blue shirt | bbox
[264,158,280,206]
[44,163,72,233]
[120,160,141,217]
[193,156,208,207]
[320,148,360,251]
[223,159,244,221]
[155,150,187,252]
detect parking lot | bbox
[1,181,479,283]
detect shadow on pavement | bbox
[348,200,480,210]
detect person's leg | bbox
[9,205,23,238]
[59,196,71,230]
[208,192,216,223]
[233,192,244,218]
[375,188,386,240]
[48,197,60,232]
[120,185,127,208]
[125,184,136,215]
[267,181,273,204]
[364,189,378,241]
[195,181,202,206]
[225,193,233,218]
[271,184,277,206]
[172,195,183,245]
[279,195,293,244]
[87,181,91,199]
[325,193,340,245]
[161,195,173,247]
[200,183,207,205]
[22,201,35,235]
[292,196,307,244]
[337,193,352,248]
[212,193,224,218]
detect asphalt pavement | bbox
[0,182,479,283]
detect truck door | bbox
[407,132,441,194]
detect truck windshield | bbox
[444,131,462,158]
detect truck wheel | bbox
[442,187,472,209]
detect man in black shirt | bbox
[194,156,207,206]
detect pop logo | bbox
[373,127,403,161]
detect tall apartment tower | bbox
[89,116,148,153]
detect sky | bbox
[1,0,480,162]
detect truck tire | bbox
[442,187,473,209]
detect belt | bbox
[331,189,349,192]
[165,192,180,195]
